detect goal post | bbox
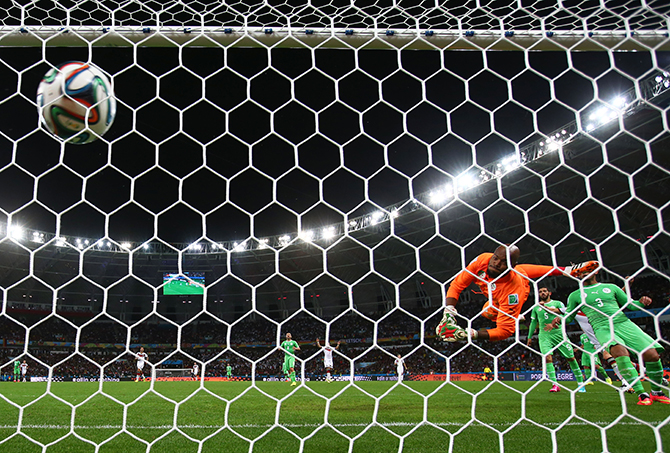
[0,1,669,452]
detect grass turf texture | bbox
[0,380,667,452]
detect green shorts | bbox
[283,356,295,373]
[581,350,602,368]
[594,320,664,355]
[539,333,575,359]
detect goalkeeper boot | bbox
[606,377,612,385]
[566,261,599,278]
[585,381,594,386]
[290,381,297,386]
[577,385,586,393]
[549,384,560,393]
[651,392,670,404]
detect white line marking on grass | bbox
[0,420,662,430]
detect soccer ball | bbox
[37,61,116,144]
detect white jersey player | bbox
[136,347,148,382]
[394,354,407,382]
[316,338,341,383]
[20,360,28,382]
[192,362,200,381]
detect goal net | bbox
[0,0,669,452]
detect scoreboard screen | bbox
[162,272,205,295]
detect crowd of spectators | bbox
[1,275,668,380]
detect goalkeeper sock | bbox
[568,360,584,383]
[645,360,664,392]
[615,356,644,394]
[584,368,592,381]
[546,362,557,382]
[327,372,331,380]
[290,371,296,383]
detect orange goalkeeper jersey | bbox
[446,253,557,341]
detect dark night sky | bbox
[0,44,667,244]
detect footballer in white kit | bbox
[20,360,28,382]
[136,347,148,382]
[316,338,341,383]
[394,354,407,382]
[192,362,200,381]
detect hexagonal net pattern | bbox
[0,1,669,452]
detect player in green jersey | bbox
[547,270,669,406]
[280,332,301,386]
[579,333,612,385]
[527,287,585,393]
[13,359,20,383]
[226,365,232,379]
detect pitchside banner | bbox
[20,372,594,383]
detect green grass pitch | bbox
[0,380,667,452]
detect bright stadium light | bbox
[612,96,626,108]
[232,241,245,252]
[370,211,384,225]
[121,242,132,250]
[143,243,149,250]
[429,183,453,205]
[502,154,521,172]
[278,235,291,246]
[299,230,314,242]
[31,231,44,243]
[455,172,477,191]
[9,225,24,240]
[55,237,66,247]
[322,226,336,239]
[258,238,270,249]
[390,209,399,218]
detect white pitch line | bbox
[0,421,662,430]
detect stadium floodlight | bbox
[258,238,270,249]
[612,96,626,108]
[142,243,149,250]
[55,237,66,247]
[322,226,336,239]
[121,242,132,250]
[455,172,477,192]
[9,225,24,240]
[390,209,399,218]
[278,235,291,246]
[370,211,384,225]
[31,231,44,243]
[233,241,246,252]
[502,154,521,173]
[299,230,314,242]
[428,184,454,206]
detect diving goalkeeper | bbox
[436,244,597,342]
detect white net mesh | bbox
[0,1,669,452]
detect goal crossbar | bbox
[1,26,668,50]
